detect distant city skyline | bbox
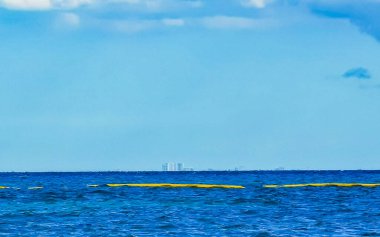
[1,0,380,171]
[162,163,193,171]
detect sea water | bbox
[0,171,380,236]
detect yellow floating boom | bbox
[88,183,245,189]
[264,183,380,188]
[0,186,9,189]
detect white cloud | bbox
[107,19,157,32]
[84,16,272,33]
[60,12,80,26]
[127,0,202,12]
[53,12,80,29]
[53,0,94,8]
[241,0,272,8]
[98,18,186,32]
[0,0,52,10]
[201,16,259,29]
[0,0,203,10]
[162,18,185,26]
[0,0,94,10]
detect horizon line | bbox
[1,169,380,173]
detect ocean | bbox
[0,171,379,236]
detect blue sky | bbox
[1,0,380,171]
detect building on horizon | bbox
[162,162,192,171]
[177,163,184,171]
[162,162,176,171]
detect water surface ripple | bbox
[0,171,380,236]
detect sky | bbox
[1,0,380,171]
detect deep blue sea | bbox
[1,171,380,236]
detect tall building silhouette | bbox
[162,162,188,171]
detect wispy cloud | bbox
[343,67,371,80]
[58,12,80,27]
[105,19,157,32]
[200,16,265,29]
[241,0,272,8]
[0,0,96,10]
[0,0,52,10]
[162,18,185,27]
[359,84,380,90]
[0,0,202,11]
[303,0,380,41]
[101,0,202,12]
[243,0,380,42]
[87,16,267,32]
[92,17,185,33]
[2,0,380,40]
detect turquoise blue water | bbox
[1,171,380,236]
